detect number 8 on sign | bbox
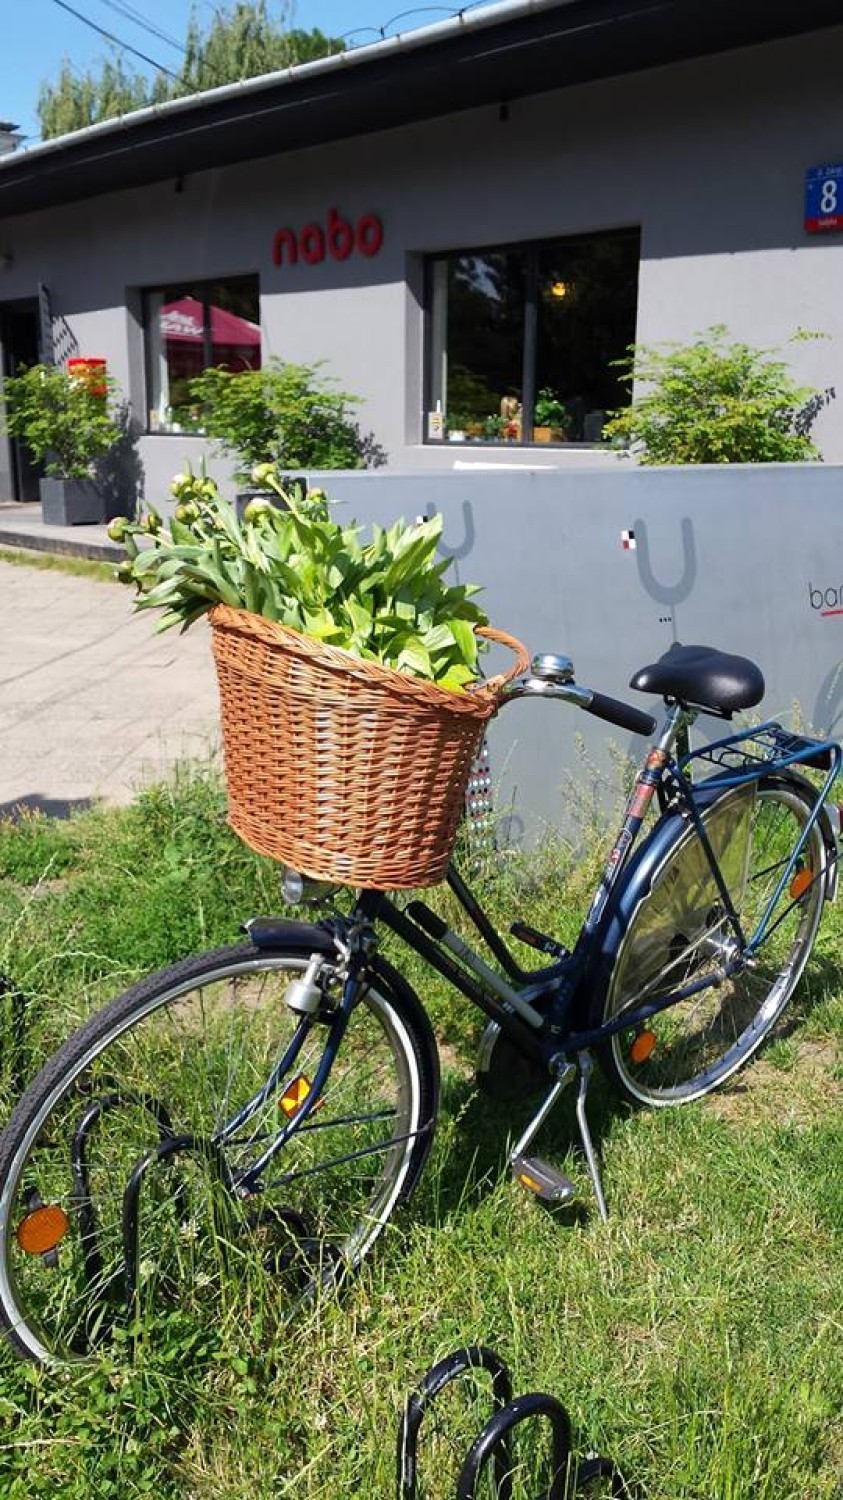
[806,163,843,233]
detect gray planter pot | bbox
[40,476,107,526]
[234,477,306,521]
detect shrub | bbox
[187,359,385,481]
[603,327,833,464]
[0,363,122,480]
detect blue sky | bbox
[3,1,467,144]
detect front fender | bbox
[244,915,340,954]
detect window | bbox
[426,229,639,445]
[144,275,260,433]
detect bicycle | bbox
[0,639,839,1362]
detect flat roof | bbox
[0,0,840,218]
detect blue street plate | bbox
[805,164,843,233]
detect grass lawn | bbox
[0,767,839,1498]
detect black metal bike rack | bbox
[69,1092,331,1335]
[398,1346,631,1499]
[121,1131,234,1311]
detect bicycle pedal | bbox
[509,922,568,959]
[512,1155,575,1204]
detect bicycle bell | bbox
[531,653,575,684]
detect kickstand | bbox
[575,1052,608,1223]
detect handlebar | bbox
[500,673,657,738]
[584,691,657,737]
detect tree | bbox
[38,59,149,139]
[37,2,344,139]
[602,326,833,464]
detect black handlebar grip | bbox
[584,692,656,737]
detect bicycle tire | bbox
[0,941,438,1363]
[597,774,828,1106]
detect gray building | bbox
[1,0,842,507]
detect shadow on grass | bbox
[415,1058,630,1229]
[0,793,96,821]
[416,939,842,1227]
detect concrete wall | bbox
[296,464,843,841]
[1,24,843,504]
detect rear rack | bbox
[680,720,841,788]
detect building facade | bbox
[0,0,842,507]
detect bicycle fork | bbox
[509,1051,609,1222]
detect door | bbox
[0,300,41,501]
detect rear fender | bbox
[586,773,834,1026]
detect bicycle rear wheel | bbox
[598,776,828,1106]
[0,942,437,1363]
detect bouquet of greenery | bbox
[110,466,489,692]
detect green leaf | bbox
[395,637,433,678]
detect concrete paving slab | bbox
[0,559,221,814]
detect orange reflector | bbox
[630,1030,657,1064]
[518,1172,543,1195]
[16,1204,70,1256]
[789,867,813,900]
[280,1074,314,1119]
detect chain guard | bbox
[475,1021,548,1102]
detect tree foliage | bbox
[603,326,832,464]
[187,359,385,481]
[37,2,344,139]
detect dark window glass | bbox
[442,251,525,440]
[428,230,639,445]
[144,275,260,433]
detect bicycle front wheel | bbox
[0,942,437,1363]
[598,776,828,1106]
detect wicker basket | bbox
[208,604,529,889]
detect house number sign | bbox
[805,164,843,233]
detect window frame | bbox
[142,272,261,436]
[423,226,640,447]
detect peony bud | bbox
[243,497,273,523]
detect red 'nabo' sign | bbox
[272,208,384,267]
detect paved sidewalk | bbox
[0,501,123,562]
[0,558,221,816]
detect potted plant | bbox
[187,358,385,510]
[532,388,568,442]
[0,362,123,524]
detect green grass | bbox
[0,545,118,582]
[0,767,839,1498]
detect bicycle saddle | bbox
[629,642,765,716]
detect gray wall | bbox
[297,464,843,841]
[1,24,843,504]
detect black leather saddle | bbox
[629,642,764,716]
